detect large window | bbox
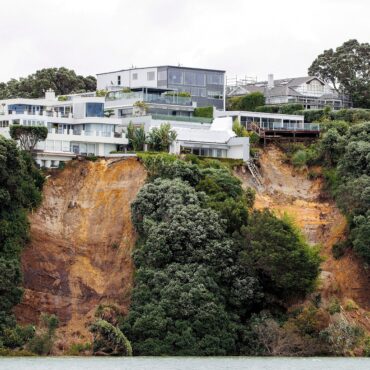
[85,103,104,117]
[147,71,155,81]
[158,70,167,81]
[132,73,138,80]
[168,69,183,85]
[207,73,224,85]
[184,71,206,86]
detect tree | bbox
[0,67,96,99]
[351,211,370,263]
[125,176,260,355]
[239,92,265,111]
[0,136,43,341]
[89,319,132,356]
[232,118,248,137]
[240,210,321,300]
[308,39,370,108]
[9,125,48,152]
[147,123,177,152]
[126,122,146,151]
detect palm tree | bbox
[147,123,177,152]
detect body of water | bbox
[0,357,369,370]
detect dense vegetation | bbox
[121,153,321,355]
[0,67,96,99]
[309,39,370,108]
[193,106,213,119]
[0,136,44,350]
[9,126,48,152]
[227,92,265,111]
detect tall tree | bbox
[0,67,96,99]
[308,39,370,108]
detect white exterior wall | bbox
[97,67,159,90]
[227,137,250,161]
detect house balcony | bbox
[45,128,128,145]
[106,91,193,106]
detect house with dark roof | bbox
[227,74,351,110]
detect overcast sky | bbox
[0,0,368,83]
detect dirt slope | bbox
[236,146,370,327]
[14,157,146,345]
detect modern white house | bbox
[0,89,128,167]
[120,114,249,161]
[97,65,226,109]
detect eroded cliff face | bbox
[236,146,370,328]
[14,158,146,344]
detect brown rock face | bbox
[14,158,146,340]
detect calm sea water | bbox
[0,357,369,370]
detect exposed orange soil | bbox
[236,146,370,330]
[14,157,147,348]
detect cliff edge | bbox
[14,157,146,346]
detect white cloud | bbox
[0,0,368,82]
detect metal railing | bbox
[258,122,320,131]
[106,91,192,106]
[151,114,213,124]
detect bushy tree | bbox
[147,123,177,152]
[308,39,370,108]
[232,118,248,137]
[240,210,321,300]
[125,155,320,355]
[0,67,96,99]
[125,177,260,355]
[351,211,370,263]
[9,125,48,152]
[89,319,132,356]
[126,122,146,151]
[239,92,265,111]
[0,136,43,340]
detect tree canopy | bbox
[9,125,48,152]
[308,39,370,108]
[0,67,96,99]
[0,136,44,338]
[147,123,177,152]
[122,154,320,355]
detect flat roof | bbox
[97,65,225,76]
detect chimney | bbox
[267,74,274,89]
[45,88,56,100]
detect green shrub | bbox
[67,342,92,355]
[327,298,341,315]
[332,241,348,259]
[111,242,120,250]
[89,319,132,356]
[86,155,98,162]
[27,314,59,355]
[238,92,265,111]
[291,150,309,167]
[193,106,213,118]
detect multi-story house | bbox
[0,88,250,166]
[227,74,352,110]
[0,89,127,167]
[97,65,225,110]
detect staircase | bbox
[246,159,263,188]
[247,122,266,139]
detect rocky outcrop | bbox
[14,158,146,341]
